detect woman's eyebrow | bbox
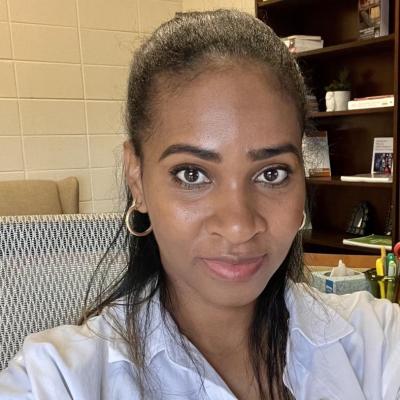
[159,144,222,162]
[159,143,301,163]
[248,143,301,161]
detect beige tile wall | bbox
[0,0,181,213]
[0,0,254,214]
[182,0,255,14]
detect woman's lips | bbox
[201,256,265,282]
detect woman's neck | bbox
[164,281,256,359]
[163,281,261,399]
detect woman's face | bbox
[125,63,305,308]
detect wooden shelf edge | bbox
[257,0,284,7]
[306,177,393,188]
[309,106,394,118]
[294,34,395,58]
[302,230,384,254]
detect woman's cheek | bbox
[150,201,200,240]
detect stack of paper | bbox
[281,35,324,53]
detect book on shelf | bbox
[347,94,394,110]
[302,131,331,177]
[358,0,389,39]
[281,35,323,53]
[342,234,392,250]
[340,137,393,182]
[371,137,393,173]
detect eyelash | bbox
[169,164,292,190]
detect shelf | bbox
[310,107,394,118]
[257,0,284,7]
[306,177,393,188]
[257,0,317,7]
[302,229,383,254]
[294,34,395,59]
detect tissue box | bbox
[312,270,370,295]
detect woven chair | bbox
[0,213,127,371]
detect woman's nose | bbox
[205,188,267,245]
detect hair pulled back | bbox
[86,9,308,400]
[127,9,307,156]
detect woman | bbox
[1,9,399,400]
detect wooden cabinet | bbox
[256,0,399,254]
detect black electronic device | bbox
[346,201,371,236]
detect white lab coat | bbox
[0,283,399,399]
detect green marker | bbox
[387,253,397,277]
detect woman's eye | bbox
[174,167,211,186]
[255,167,289,185]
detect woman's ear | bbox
[123,140,148,213]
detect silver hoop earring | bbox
[298,211,307,231]
[125,198,153,237]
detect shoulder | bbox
[317,287,400,335]
[285,284,400,399]
[288,282,400,336]
[286,282,400,356]
[22,317,109,367]
[20,305,120,361]
[0,306,138,399]
[318,288,400,369]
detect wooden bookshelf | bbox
[257,0,400,254]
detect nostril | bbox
[205,205,267,244]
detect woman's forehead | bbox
[144,66,301,155]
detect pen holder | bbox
[364,269,399,302]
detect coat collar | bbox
[105,297,165,365]
[283,284,365,400]
[105,295,232,393]
[285,282,354,346]
[104,295,209,370]
[106,282,355,366]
